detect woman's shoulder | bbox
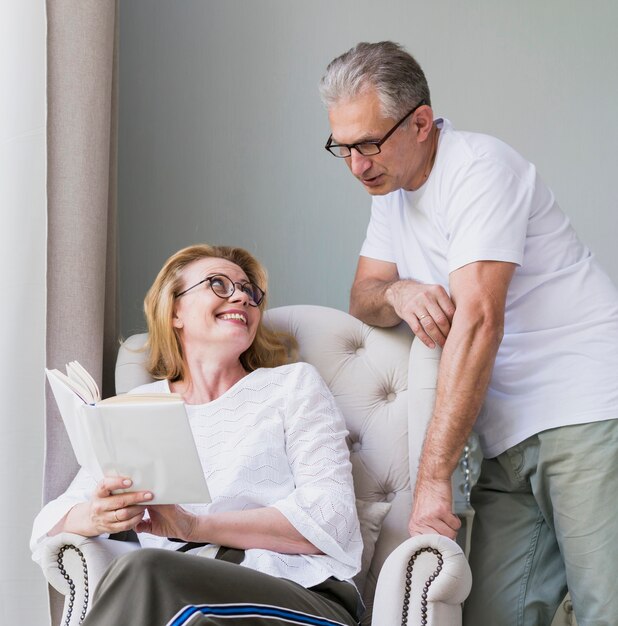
[252,361,325,387]
[128,379,169,394]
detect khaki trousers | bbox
[463,419,618,626]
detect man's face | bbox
[327,88,425,195]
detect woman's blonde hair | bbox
[144,244,293,381]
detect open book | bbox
[46,361,211,505]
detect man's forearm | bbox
[409,310,501,537]
[408,260,513,537]
[350,277,408,327]
[418,309,503,482]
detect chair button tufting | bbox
[354,346,366,356]
[351,441,362,452]
[385,392,396,402]
[386,492,396,502]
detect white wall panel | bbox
[0,1,49,624]
[118,1,618,337]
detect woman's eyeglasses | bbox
[176,274,265,307]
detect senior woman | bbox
[31,244,363,626]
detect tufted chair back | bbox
[115,304,438,621]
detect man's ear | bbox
[414,105,434,142]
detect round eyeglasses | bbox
[176,273,265,307]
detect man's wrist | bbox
[384,280,401,309]
[417,453,458,483]
[385,278,421,307]
[417,471,453,485]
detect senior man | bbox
[320,41,618,626]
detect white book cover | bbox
[46,365,211,505]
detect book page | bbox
[83,400,211,505]
[45,369,103,479]
[67,361,100,403]
[46,367,93,404]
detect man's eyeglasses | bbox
[325,100,426,158]
[176,273,265,307]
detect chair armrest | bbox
[36,533,139,625]
[372,534,472,626]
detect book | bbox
[46,361,211,505]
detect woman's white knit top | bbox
[31,362,362,588]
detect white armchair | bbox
[36,304,472,625]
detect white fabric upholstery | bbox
[373,535,472,626]
[39,304,472,625]
[36,531,139,626]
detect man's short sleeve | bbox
[443,157,532,273]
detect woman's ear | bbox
[172,306,184,329]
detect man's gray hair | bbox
[319,41,431,120]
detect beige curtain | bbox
[45,1,119,622]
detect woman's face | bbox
[172,257,261,359]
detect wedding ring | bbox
[418,314,428,320]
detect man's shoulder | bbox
[439,118,528,168]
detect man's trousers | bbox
[463,419,618,626]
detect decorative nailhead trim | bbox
[460,442,472,507]
[401,547,444,626]
[57,544,89,626]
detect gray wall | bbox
[118,0,618,337]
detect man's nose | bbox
[348,149,372,177]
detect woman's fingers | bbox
[94,475,133,497]
[90,477,153,532]
[94,477,153,505]
[111,504,147,525]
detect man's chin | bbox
[361,176,390,195]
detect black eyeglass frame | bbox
[324,99,427,158]
[175,273,265,307]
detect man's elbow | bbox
[456,304,504,350]
[349,283,370,322]
[348,292,364,321]
[484,319,504,352]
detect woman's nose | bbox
[229,285,250,305]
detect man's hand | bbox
[408,477,461,540]
[386,280,455,348]
[349,256,456,346]
[350,256,455,348]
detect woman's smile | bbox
[216,309,248,325]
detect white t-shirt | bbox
[361,118,618,457]
[31,362,362,588]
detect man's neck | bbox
[408,123,439,191]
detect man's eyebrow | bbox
[331,132,381,145]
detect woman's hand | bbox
[51,476,153,538]
[136,504,197,541]
[86,477,153,535]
